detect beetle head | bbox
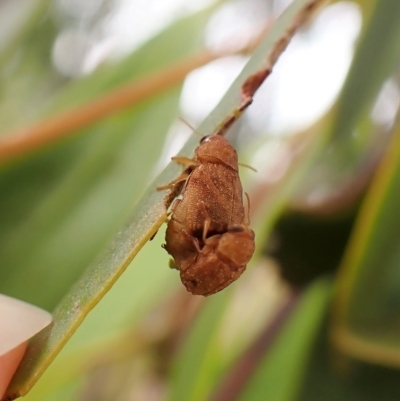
[196,135,238,170]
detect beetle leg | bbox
[244,192,251,226]
[179,229,202,252]
[198,202,211,242]
[171,156,198,167]
[157,156,198,191]
[191,236,202,253]
[170,198,181,213]
[165,198,181,216]
[157,173,189,190]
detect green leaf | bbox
[168,292,230,401]
[296,307,400,401]
[237,279,331,401]
[15,233,177,401]
[0,0,62,133]
[332,119,400,366]
[327,0,400,368]
[332,0,400,143]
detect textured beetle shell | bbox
[180,226,255,296]
[174,136,243,232]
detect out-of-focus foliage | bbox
[1,0,400,400]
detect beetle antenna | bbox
[179,117,204,138]
[238,162,257,172]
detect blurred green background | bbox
[2,0,400,400]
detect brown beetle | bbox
[159,134,255,296]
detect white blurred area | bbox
[257,2,361,133]
[0,0,43,54]
[182,1,362,134]
[3,0,364,154]
[52,0,217,75]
